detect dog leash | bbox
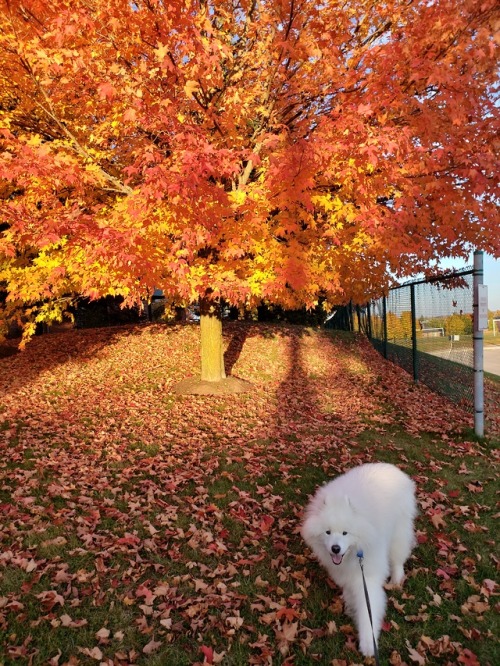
[357,550,381,666]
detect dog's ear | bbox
[344,495,360,514]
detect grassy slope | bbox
[0,323,498,665]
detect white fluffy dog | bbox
[301,463,417,657]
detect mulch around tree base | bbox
[172,375,252,395]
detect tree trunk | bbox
[200,296,226,382]
[173,296,250,394]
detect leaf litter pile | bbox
[0,323,498,666]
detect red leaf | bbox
[200,645,213,664]
[97,82,116,100]
[457,649,481,666]
[275,607,300,622]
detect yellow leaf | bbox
[229,190,246,206]
[184,80,198,98]
[26,135,43,147]
[154,44,169,61]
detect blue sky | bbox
[440,253,500,312]
[483,254,500,312]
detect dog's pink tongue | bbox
[332,553,343,565]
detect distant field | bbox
[387,331,500,352]
[484,330,500,346]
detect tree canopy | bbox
[0,0,499,340]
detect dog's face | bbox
[302,494,360,566]
[322,527,356,565]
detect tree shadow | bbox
[273,329,322,438]
[223,324,250,376]
[253,327,377,492]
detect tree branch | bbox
[33,88,133,196]
[238,142,262,189]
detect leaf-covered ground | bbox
[0,323,498,666]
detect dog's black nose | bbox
[331,545,341,554]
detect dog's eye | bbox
[342,531,348,536]
[325,530,331,535]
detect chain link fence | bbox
[352,268,475,411]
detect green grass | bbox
[1,433,498,665]
[0,322,498,665]
[485,370,500,384]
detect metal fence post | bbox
[473,251,484,437]
[382,295,388,359]
[410,283,418,382]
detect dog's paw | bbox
[386,577,404,590]
[358,636,376,658]
[388,565,405,587]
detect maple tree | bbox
[0,0,498,383]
